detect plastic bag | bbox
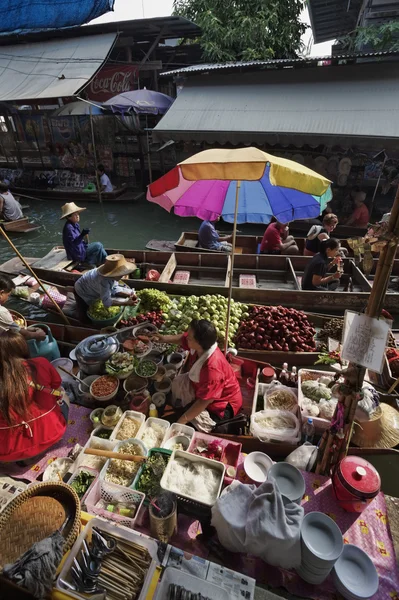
[264,384,297,413]
[250,409,300,443]
[285,442,318,471]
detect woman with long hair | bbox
[0,330,68,463]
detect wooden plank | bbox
[159,253,177,283]
[350,259,372,291]
[0,256,38,275]
[32,247,71,270]
[224,255,232,287]
[287,257,301,290]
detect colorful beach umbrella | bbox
[104,88,174,115]
[147,147,332,350]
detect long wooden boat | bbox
[288,220,367,239]
[1,216,40,233]
[9,246,399,313]
[27,319,399,457]
[12,185,140,203]
[175,231,357,255]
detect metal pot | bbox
[75,334,119,376]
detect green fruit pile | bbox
[88,299,121,320]
[163,294,248,346]
[137,288,171,313]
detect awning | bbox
[154,62,399,150]
[0,33,116,101]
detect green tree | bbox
[173,0,307,61]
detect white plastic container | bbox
[100,438,147,488]
[56,517,158,600]
[154,567,229,600]
[163,422,195,445]
[90,426,116,451]
[298,369,335,432]
[67,466,98,506]
[161,449,225,507]
[110,409,146,442]
[139,417,170,450]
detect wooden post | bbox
[316,185,399,475]
[0,227,71,326]
[89,106,102,204]
[224,181,241,354]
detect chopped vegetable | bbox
[135,360,157,378]
[105,442,145,486]
[95,429,112,439]
[135,453,169,497]
[116,416,142,441]
[105,352,136,377]
[70,471,95,499]
[191,440,222,461]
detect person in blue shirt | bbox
[198,219,232,251]
[60,202,107,266]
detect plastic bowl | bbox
[135,360,158,379]
[163,435,191,451]
[78,375,99,398]
[244,452,273,483]
[154,377,172,394]
[123,374,148,395]
[87,308,123,327]
[146,351,164,366]
[90,408,104,426]
[164,364,178,379]
[167,352,185,368]
[152,365,166,382]
[90,375,119,402]
[51,358,74,383]
[267,462,306,503]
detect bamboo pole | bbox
[316,186,399,475]
[224,180,241,354]
[0,227,71,325]
[89,106,102,204]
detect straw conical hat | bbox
[352,403,399,449]
[60,202,86,219]
[97,254,136,278]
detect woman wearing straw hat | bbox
[60,202,107,267]
[74,254,137,320]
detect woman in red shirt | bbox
[153,320,242,432]
[0,330,68,463]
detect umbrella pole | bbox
[224,180,241,354]
[0,227,71,325]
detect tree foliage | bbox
[341,21,399,52]
[173,0,307,62]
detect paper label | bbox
[341,311,390,373]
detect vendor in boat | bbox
[152,319,243,432]
[0,274,46,341]
[198,218,232,252]
[302,238,343,291]
[97,164,113,193]
[61,202,107,267]
[304,213,339,256]
[260,220,299,255]
[0,329,68,464]
[343,191,370,228]
[0,181,23,222]
[74,254,137,319]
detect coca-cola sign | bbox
[87,65,137,101]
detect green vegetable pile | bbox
[135,453,169,498]
[162,294,248,346]
[88,299,121,320]
[137,289,171,313]
[70,471,95,499]
[96,429,112,439]
[135,360,157,378]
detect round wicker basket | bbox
[0,482,81,568]
[9,309,27,328]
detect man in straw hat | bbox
[60,202,107,267]
[74,254,137,320]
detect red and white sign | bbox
[87,65,137,102]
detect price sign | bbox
[342,311,390,373]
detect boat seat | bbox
[183,240,199,248]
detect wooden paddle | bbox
[84,448,146,463]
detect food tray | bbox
[160,449,225,509]
[188,432,241,468]
[110,409,146,442]
[139,417,170,450]
[84,479,145,529]
[67,467,98,507]
[162,423,195,446]
[90,426,116,451]
[298,369,335,432]
[154,567,229,600]
[56,517,158,600]
[132,322,159,338]
[100,438,148,488]
[133,447,172,505]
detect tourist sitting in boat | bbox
[98,164,113,193]
[304,213,339,256]
[0,329,68,464]
[61,202,107,267]
[260,220,299,255]
[74,254,137,319]
[343,191,370,228]
[198,218,232,252]
[152,319,242,432]
[0,274,46,341]
[302,238,342,291]
[0,181,23,222]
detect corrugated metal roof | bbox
[161,50,399,76]
[307,0,363,44]
[154,62,399,150]
[0,33,116,101]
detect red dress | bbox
[0,357,67,462]
[182,335,242,418]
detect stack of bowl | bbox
[298,512,344,584]
[332,545,379,600]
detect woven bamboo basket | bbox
[0,482,81,568]
[9,309,27,329]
